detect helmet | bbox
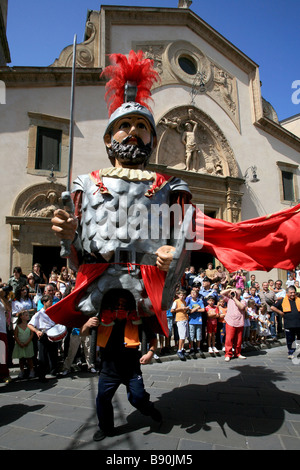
[101,50,159,143]
[103,101,157,140]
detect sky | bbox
[5,0,300,121]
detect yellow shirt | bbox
[172,298,188,322]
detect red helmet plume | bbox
[101,50,160,117]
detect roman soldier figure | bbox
[49,50,192,441]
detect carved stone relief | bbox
[262,97,279,123]
[226,190,242,223]
[133,40,240,130]
[12,183,66,218]
[152,106,238,178]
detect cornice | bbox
[101,6,258,73]
[0,66,104,88]
[255,116,300,153]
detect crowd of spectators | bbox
[0,263,80,383]
[1,261,299,382]
[157,263,300,362]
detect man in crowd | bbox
[7,267,27,294]
[185,266,197,294]
[273,280,286,335]
[259,281,277,340]
[271,285,300,359]
[220,287,247,361]
[36,284,60,311]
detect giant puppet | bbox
[48,47,300,334]
[49,50,194,441]
[49,50,192,337]
[48,49,300,440]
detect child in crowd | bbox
[164,308,174,354]
[49,272,58,287]
[242,308,251,349]
[205,295,219,353]
[13,310,35,379]
[186,287,205,354]
[257,303,271,343]
[217,297,227,351]
[247,299,259,345]
[28,295,59,382]
[171,290,189,360]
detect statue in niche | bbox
[158,108,227,175]
[205,144,224,176]
[160,109,202,171]
[181,120,200,171]
[214,69,236,114]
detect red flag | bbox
[194,204,300,272]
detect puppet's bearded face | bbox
[104,115,154,167]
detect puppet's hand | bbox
[51,209,78,240]
[155,245,176,272]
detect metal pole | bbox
[60,34,77,258]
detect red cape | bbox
[194,203,300,272]
[47,263,168,335]
[47,203,300,332]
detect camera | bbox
[0,285,13,295]
[230,291,235,297]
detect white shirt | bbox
[0,301,7,334]
[11,298,36,327]
[29,308,55,331]
[275,289,286,299]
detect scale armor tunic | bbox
[71,169,190,316]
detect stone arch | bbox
[12,182,66,217]
[7,183,67,277]
[151,105,238,178]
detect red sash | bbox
[46,263,168,336]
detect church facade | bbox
[0,3,299,281]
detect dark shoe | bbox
[177,350,186,361]
[93,428,115,441]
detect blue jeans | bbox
[284,328,300,355]
[96,372,153,432]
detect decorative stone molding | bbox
[133,40,239,130]
[262,98,279,123]
[51,11,100,68]
[12,183,66,219]
[11,225,20,246]
[226,189,242,223]
[152,105,238,178]
[178,0,193,8]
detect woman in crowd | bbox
[11,286,36,329]
[57,268,71,297]
[30,263,47,291]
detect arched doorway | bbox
[6,182,66,277]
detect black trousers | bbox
[284,327,300,356]
[37,334,58,378]
[96,370,154,432]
